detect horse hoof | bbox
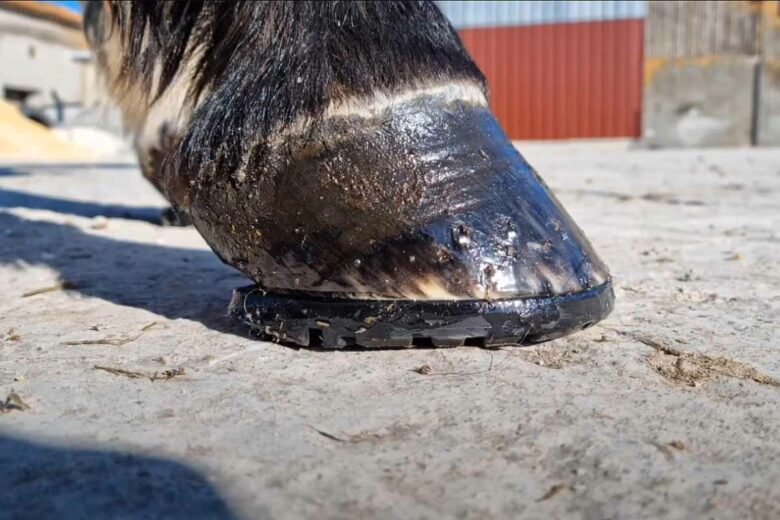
[179,93,613,347]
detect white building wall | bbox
[0,8,95,106]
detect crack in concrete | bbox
[614,330,779,388]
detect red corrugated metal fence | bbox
[459,18,644,140]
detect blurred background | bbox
[441,0,779,147]
[1,0,779,162]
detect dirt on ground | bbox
[0,143,778,519]
[0,100,93,162]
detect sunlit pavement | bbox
[1,144,778,518]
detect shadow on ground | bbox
[0,163,137,172]
[0,211,249,338]
[0,434,241,519]
[0,167,28,178]
[0,187,162,223]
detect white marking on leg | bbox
[324,81,488,119]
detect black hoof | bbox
[174,92,614,346]
[230,281,614,349]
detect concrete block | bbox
[642,56,757,148]
[757,60,780,146]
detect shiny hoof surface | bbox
[182,97,611,301]
[229,281,614,349]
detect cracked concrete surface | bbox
[0,144,778,519]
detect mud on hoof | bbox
[229,282,614,349]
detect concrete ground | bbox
[0,144,778,519]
